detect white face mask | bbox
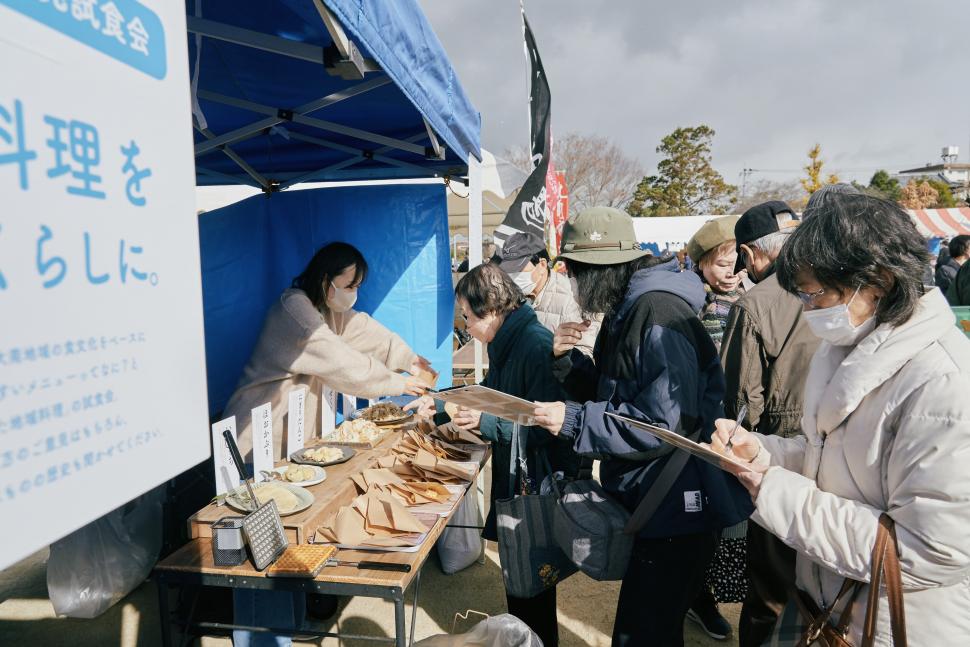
[802,286,875,346]
[510,271,536,296]
[327,281,358,312]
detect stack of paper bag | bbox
[430,423,485,445]
[395,429,472,462]
[316,489,430,548]
[377,449,476,483]
[350,468,453,506]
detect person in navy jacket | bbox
[534,207,753,647]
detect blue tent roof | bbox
[187,0,481,189]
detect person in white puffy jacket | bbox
[710,193,970,646]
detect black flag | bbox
[494,11,563,251]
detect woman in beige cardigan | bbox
[224,242,431,461]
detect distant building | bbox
[895,146,970,201]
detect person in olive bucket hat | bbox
[533,207,753,646]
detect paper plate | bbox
[290,445,356,467]
[269,464,327,487]
[225,482,314,517]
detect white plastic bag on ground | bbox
[437,491,482,574]
[414,614,543,647]
[46,486,164,618]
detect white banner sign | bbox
[211,417,239,496]
[251,403,273,483]
[321,387,337,438]
[0,1,208,570]
[286,388,306,455]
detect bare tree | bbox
[737,178,807,213]
[505,132,643,216]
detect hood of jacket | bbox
[614,258,706,324]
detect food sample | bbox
[360,402,406,422]
[235,483,301,513]
[333,418,385,444]
[303,446,345,463]
[283,465,316,482]
[266,544,336,578]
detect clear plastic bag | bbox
[414,613,543,647]
[46,486,164,618]
[437,491,482,575]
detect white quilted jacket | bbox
[752,289,970,646]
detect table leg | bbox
[156,578,173,647]
[408,568,422,647]
[394,594,406,647]
[476,465,487,564]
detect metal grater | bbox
[241,499,288,570]
[221,430,288,571]
[211,516,247,566]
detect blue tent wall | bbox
[198,184,452,417]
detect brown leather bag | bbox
[793,513,908,647]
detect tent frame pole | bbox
[467,156,484,383]
[195,125,271,190]
[196,90,430,157]
[186,15,379,74]
[194,77,392,157]
[278,132,437,189]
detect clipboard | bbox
[604,412,756,476]
[429,384,537,425]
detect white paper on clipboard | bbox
[604,412,756,476]
[430,385,537,426]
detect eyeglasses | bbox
[795,287,825,305]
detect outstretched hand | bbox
[533,401,566,435]
[553,321,591,357]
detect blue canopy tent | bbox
[187,0,480,189]
[184,0,483,417]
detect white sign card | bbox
[342,394,357,420]
[251,403,273,482]
[211,417,239,496]
[286,388,306,455]
[0,1,209,570]
[321,387,337,437]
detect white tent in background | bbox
[631,215,725,254]
[447,149,528,244]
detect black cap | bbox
[734,200,798,273]
[492,232,545,273]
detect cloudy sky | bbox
[417,0,970,188]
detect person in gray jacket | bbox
[721,201,820,647]
[492,231,600,357]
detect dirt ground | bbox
[0,542,738,646]
[1,462,739,646]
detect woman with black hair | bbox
[711,194,970,645]
[224,241,431,462]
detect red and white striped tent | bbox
[907,208,970,238]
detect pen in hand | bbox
[724,404,749,454]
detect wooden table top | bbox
[158,427,487,593]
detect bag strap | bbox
[623,428,701,535]
[508,423,520,497]
[791,580,861,647]
[862,514,907,647]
